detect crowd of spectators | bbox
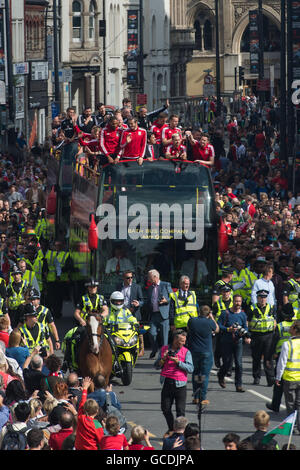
[0,90,299,451]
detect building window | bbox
[204,20,212,51]
[194,20,202,50]
[72,0,82,41]
[89,0,96,40]
[151,16,156,50]
[240,15,280,53]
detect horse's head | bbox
[86,311,104,355]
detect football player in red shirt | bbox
[162,115,182,152]
[165,134,187,160]
[119,117,147,166]
[186,132,215,167]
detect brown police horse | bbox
[78,312,112,390]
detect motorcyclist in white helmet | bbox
[103,291,139,326]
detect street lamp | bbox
[280,0,286,162]
[215,0,221,116]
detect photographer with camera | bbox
[154,329,194,436]
[217,294,251,393]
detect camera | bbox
[168,350,176,357]
[232,322,250,338]
[39,346,48,358]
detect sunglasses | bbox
[126,276,133,279]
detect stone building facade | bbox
[170,0,281,99]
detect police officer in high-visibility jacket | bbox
[247,289,277,386]
[104,291,139,327]
[62,278,109,372]
[282,264,300,305]
[212,267,235,305]
[29,288,60,355]
[19,303,50,356]
[74,278,108,327]
[212,285,234,369]
[7,266,30,329]
[169,275,198,331]
[13,259,40,296]
[275,320,300,435]
[266,303,296,413]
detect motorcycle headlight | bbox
[113,337,125,346]
[128,334,138,346]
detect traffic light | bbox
[239,66,245,86]
[99,20,106,37]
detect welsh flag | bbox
[262,411,297,444]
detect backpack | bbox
[1,424,28,450]
[105,393,127,434]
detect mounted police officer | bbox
[62,278,108,372]
[247,289,277,386]
[169,276,198,332]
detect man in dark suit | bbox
[117,270,144,321]
[147,269,173,358]
[117,270,145,356]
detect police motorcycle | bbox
[106,292,149,386]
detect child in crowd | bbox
[99,415,129,450]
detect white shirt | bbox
[275,340,290,381]
[251,278,276,307]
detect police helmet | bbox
[11,265,22,276]
[85,278,99,288]
[110,291,124,310]
[23,303,37,317]
[28,288,40,300]
[294,263,300,277]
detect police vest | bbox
[241,269,258,301]
[292,300,300,320]
[248,304,276,333]
[169,291,198,328]
[104,307,138,326]
[231,270,245,298]
[36,305,51,335]
[81,294,105,321]
[282,337,300,382]
[19,322,48,352]
[0,297,4,316]
[45,250,57,282]
[9,270,35,288]
[275,321,293,354]
[8,281,28,310]
[70,252,88,282]
[32,257,44,292]
[55,251,70,282]
[215,298,234,321]
[287,279,300,304]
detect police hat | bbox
[222,267,235,275]
[257,290,269,298]
[85,278,99,287]
[28,288,40,300]
[220,285,232,293]
[11,265,22,275]
[23,304,37,317]
[256,257,267,263]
